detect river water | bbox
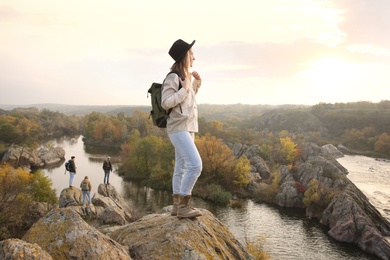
[43,136,384,259]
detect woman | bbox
[80,176,92,206]
[161,39,203,219]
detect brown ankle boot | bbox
[177,195,202,219]
[171,194,180,216]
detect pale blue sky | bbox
[0,0,389,106]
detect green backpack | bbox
[81,182,89,191]
[148,71,182,128]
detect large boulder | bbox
[0,238,52,260]
[1,144,65,169]
[274,166,304,208]
[36,146,66,165]
[230,143,247,158]
[22,208,131,260]
[321,186,390,260]
[58,187,82,207]
[59,184,132,226]
[321,144,344,159]
[250,156,271,180]
[108,209,253,260]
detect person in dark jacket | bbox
[68,156,76,189]
[102,157,112,185]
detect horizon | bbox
[0,1,389,106]
[1,99,389,111]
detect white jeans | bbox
[168,131,202,196]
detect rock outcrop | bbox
[108,209,253,260]
[321,185,390,259]
[22,208,131,260]
[321,144,344,159]
[273,142,390,260]
[59,184,133,226]
[0,238,53,260]
[1,144,65,170]
[17,199,252,259]
[230,143,271,180]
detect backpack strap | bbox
[164,71,183,114]
[166,71,182,90]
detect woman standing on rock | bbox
[161,39,203,219]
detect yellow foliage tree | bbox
[232,156,251,188]
[0,163,57,239]
[195,133,251,190]
[279,137,298,164]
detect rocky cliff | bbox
[272,142,390,260]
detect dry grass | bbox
[246,235,271,260]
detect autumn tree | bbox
[195,133,250,191]
[0,163,57,239]
[275,137,299,165]
[375,133,390,156]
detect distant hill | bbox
[0,103,150,116]
[0,103,307,119]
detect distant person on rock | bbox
[161,39,203,219]
[80,176,92,206]
[68,156,76,189]
[102,157,112,185]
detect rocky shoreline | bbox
[1,142,390,259]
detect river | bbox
[43,136,383,259]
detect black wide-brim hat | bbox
[169,39,195,63]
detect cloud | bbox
[198,40,343,79]
[333,0,390,47]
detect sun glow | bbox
[304,57,361,86]
[299,57,368,102]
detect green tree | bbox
[119,131,174,184]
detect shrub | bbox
[303,179,339,214]
[295,182,306,194]
[254,171,281,203]
[246,235,271,260]
[193,184,232,205]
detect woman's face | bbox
[188,48,195,68]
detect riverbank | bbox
[338,155,390,221]
[39,137,379,259]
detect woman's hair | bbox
[171,50,190,79]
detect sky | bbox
[0,0,389,106]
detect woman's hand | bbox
[192,71,201,81]
[179,77,191,91]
